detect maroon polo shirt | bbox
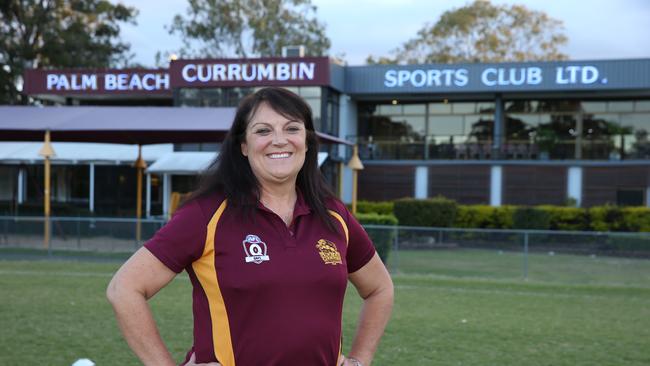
[144,190,376,366]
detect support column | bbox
[146,173,151,218]
[490,165,502,206]
[493,94,504,158]
[567,166,583,207]
[575,111,583,159]
[162,174,171,218]
[415,166,428,199]
[89,163,95,212]
[339,94,357,204]
[17,167,25,204]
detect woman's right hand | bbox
[183,352,221,366]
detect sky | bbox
[118,0,650,67]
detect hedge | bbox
[454,205,515,229]
[359,198,650,233]
[512,207,550,230]
[538,206,589,231]
[588,206,650,232]
[393,197,457,227]
[355,212,398,264]
[355,200,394,215]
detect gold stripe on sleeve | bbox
[328,209,349,246]
[191,200,235,366]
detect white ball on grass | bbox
[72,359,95,366]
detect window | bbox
[617,189,644,206]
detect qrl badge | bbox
[242,234,270,264]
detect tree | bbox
[167,0,330,58]
[370,0,568,65]
[0,0,138,104]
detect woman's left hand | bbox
[183,352,221,366]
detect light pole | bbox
[38,130,56,249]
[134,145,147,243]
[347,144,364,215]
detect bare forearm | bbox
[110,293,176,366]
[348,287,394,365]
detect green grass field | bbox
[1,250,649,365]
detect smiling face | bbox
[240,102,308,188]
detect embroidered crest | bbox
[316,239,342,265]
[242,234,270,264]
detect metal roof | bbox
[0,105,352,145]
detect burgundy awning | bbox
[0,106,352,145]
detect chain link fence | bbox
[365,225,650,287]
[2,216,649,286]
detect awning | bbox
[146,151,329,175]
[0,142,172,164]
[146,152,216,175]
[0,105,352,145]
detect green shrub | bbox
[489,206,516,229]
[539,206,588,231]
[355,213,398,263]
[454,205,515,229]
[393,197,457,227]
[356,201,394,215]
[454,205,494,228]
[512,207,551,230]
[588,205,625,231]
[621,207,650,232]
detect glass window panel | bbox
[476,102,495,114]
[464,115,493,142]
[428,102,452,114]
[505,100,533,112]
[428,116,464,136]
[400,116,426,138]
[581,101,607,113]
[297,86,321,97]
[403,104,426,115]
[506,114,539,141]
[635,101,650,112]
[306,98,321,119]
[536,114,577,159]
[377,104,402,115]
[621,113,650,130]
[282,86,299,94]
[608,101,634,112]
[452,102,475,114]
[537,100,581,112]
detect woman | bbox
[107,87,393,366]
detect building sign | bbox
[23,69,171,95]
[169,57,330,88]
[383,65,602,88]
[346,59,650,95]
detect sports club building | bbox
[2,56,650,216]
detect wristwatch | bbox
[347,357,363,366]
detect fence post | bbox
[523,231,529,280]
[76,219,81,250]
[47,217,53,257]
[2,218,7,245]
[393,226,400,274]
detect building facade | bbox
[3,57,650,216]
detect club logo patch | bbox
[242,234,270,264]
[316,239,342,265]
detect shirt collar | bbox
[256,188,312,218]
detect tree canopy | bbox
[368,0,568,65]
[167,0,330,59]
[0,0,138,104]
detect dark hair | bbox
[187,87,337,231]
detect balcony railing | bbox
[347,136,650,161]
